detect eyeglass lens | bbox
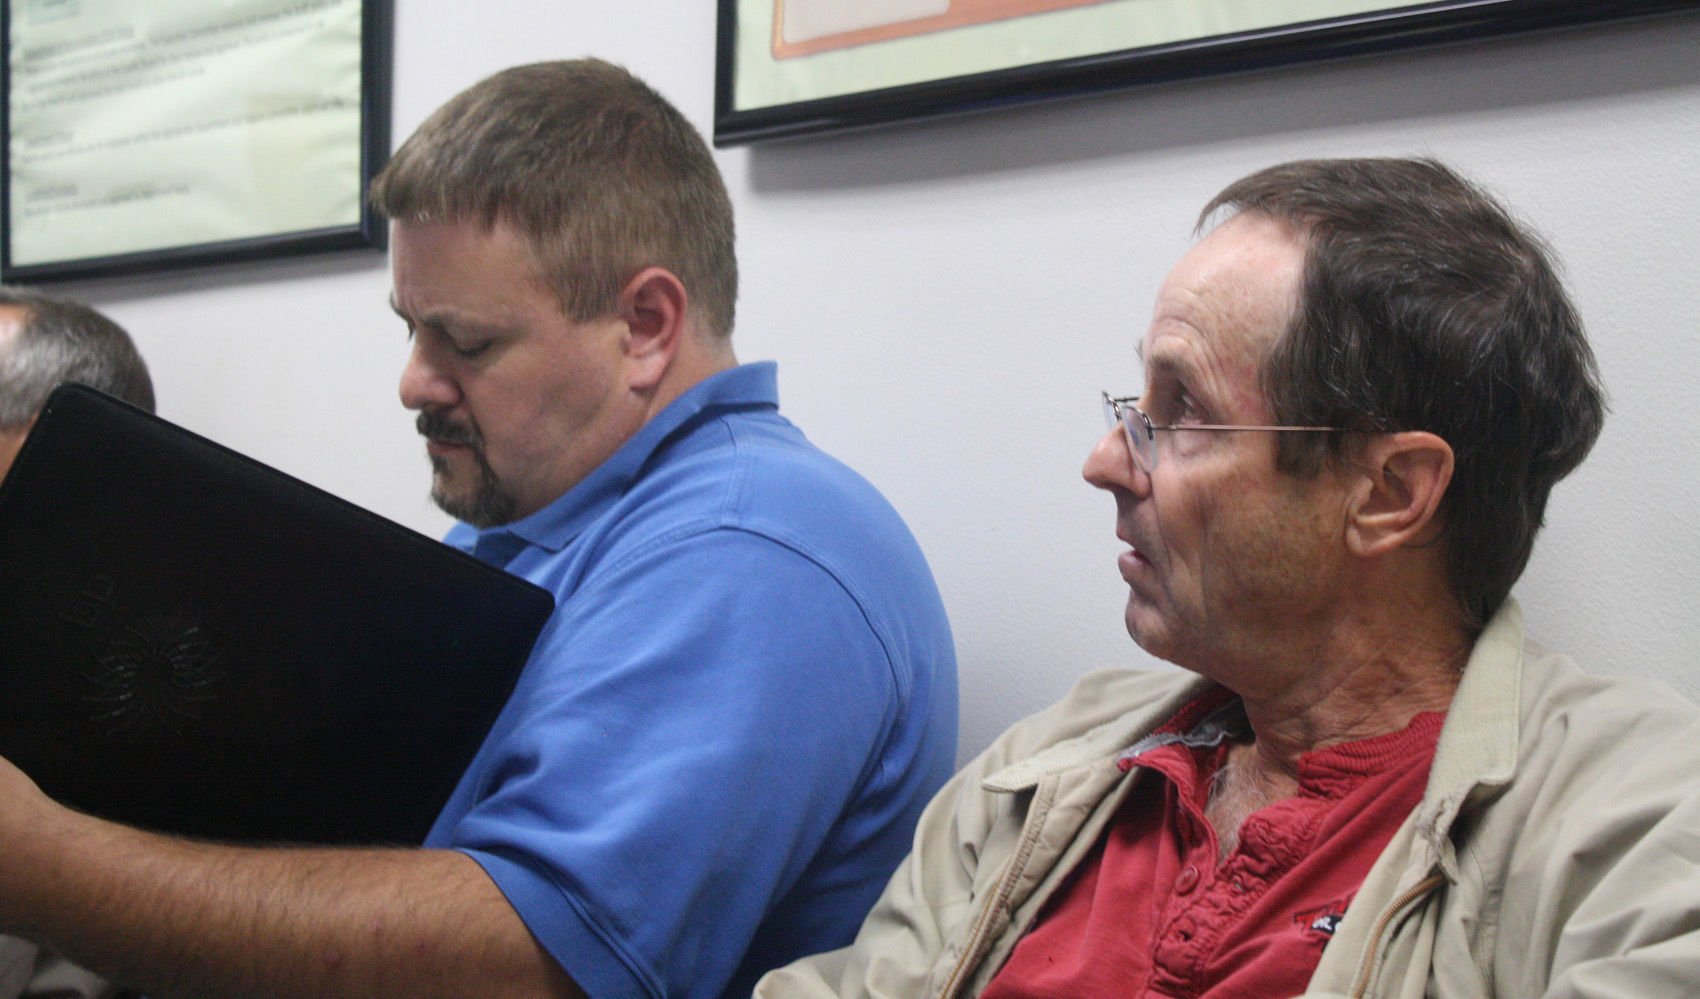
[1102,395,1156,473]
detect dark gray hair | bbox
[0,285,154,426]
[1202,158,1606,632]
[369,58,738,337]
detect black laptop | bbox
[0,384,553,845]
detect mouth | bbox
[425,437,473,459]
[1116,532,1152,580]
[417,412,480,459]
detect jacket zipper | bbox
[935,780,1059,999]
[1349,872,1447,998]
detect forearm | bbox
[2,806,581,999]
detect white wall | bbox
[61,6,1700,762]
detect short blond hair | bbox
[370,59,737,336]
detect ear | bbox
[1343,431,1454,559]
[616,266,690,391]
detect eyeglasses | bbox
[1102,392,1345,473]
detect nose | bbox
[398,339,460,412]
[1083,426,1151,498]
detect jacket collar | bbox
[981,674,1213,794]
[1409,598,1524,861]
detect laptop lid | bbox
[0,384,553,845]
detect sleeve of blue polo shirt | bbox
[441,527,905,999]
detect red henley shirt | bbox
[981,690,1443,998]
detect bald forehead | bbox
[1147,214,1306,355]
[1134,212,1308,420]
[1167,213,1304,317]
[0,303,29,345]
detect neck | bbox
[1203,607,1465,858]
[1228,578,1469,779]
[644,334,737,422]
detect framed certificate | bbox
[3,0,391,283]
[715,0,1700,146]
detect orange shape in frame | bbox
[773,0,1117,60]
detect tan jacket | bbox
[758,601,1700,998]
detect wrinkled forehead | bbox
[1137,214,1306,375]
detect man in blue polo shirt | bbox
[0,59,957,999]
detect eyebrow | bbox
[1133,341,1191,375]
[388,298,511,340]
[1140,349,1190,382]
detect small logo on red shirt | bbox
[1293,895,1354,942]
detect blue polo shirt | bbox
[425,362,958,998]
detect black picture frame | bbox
[2,0,392,284]
[715,0,1700,147]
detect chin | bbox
[433,478,516,528]
[1123,601,1183,665]
[1123,605,1160,652]
[430,488,467,521]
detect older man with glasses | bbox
[756,157,1700,998]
